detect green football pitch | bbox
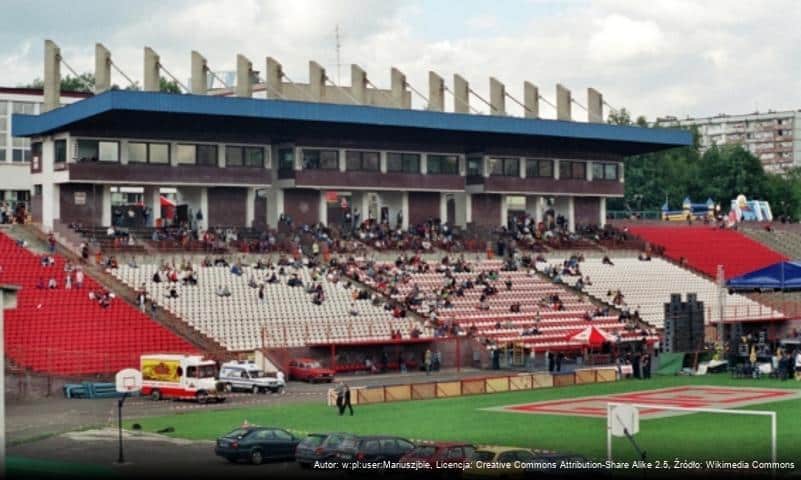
[128,375,801,462]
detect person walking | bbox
[424,349,432,376]
[556,352,564,372]
[547,351,555,373]
[342,384,354,416]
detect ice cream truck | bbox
[139,354,225,403]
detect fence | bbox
[327,367,618,406]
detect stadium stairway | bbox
[741,227,801,260]
[626,226,787,279]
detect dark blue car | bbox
[214,426,300,465]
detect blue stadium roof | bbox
[12,90,691,150]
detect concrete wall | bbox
[58,183,104,225]
[408,191,440,225]
[207,187,247,226]
[284,189,320,226]
[470,194,502,228]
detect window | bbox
[77,140,118,162]
[176,144,196,165]
[302,149,339,170]
[559,160,586,180]
[272,430,293,441]
[148,143,170,164]
[0,118,6,132]
[128,143,147,163]
[526,158,554,178]
[278,148,295,171]
[0,102,7,115]
[12,102,35,115]
[54,139,67,164]
[12,150,31,162]
[490,157,520,177]
[592,162,619,180]
[197,145,218,166]
[244,147,264,168]
[387,152,420,173]
[346,150,380,171]
[225,146,244,167]
[466,156,483,176]
[427,154,459,175]
[0,151,5,161]
[34,185,42,196]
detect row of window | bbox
[299,149,456,174]
[67,140,265,168]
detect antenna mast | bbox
[335,24,342,83]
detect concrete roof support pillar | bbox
[351,64,367,105]
[94,43,111,94]
[266,57,283,99]
[556,83,571,121]
[390,67,406,108]
[309,61,326,101]
[43,40,60,112]
[191,51,208,95]
[453,74,469,114]
[524,82,539,119]
[489,77,505,116]
[143,47,160,92]
[588,88,603,123]
[428,71,444,111]
[235,54,253,98]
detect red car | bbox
[400,442,476,470]
[288,358,335,383]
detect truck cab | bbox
[219,361,285,394]
[140,354,225,403]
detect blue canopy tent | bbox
[726,261,801,291]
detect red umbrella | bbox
[566,326,614,347]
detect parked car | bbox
[214,426,299,465]
[296,432,358,467]
[294,433,328,468]
[464,446,537,479]
[219,361,285,394]
[333,435,416,467]
[288,358,335,383]
[400,442,476,468]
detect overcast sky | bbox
[2,0,800,120]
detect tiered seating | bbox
[742,227,801,260]
[113,264,430,350]
[363,259,658,350]
[569,257,785,328]
[0,232,196,376]
[628,226,787,279]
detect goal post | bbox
[606,402,777,463]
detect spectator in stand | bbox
[47,277,58,289]
[166,286,179,299]
[505,276,513,291]
[602,255,614,266]
[510,302,521,313]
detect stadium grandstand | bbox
[5,38,797,387]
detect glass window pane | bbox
[404,154,420,173]
[197,145,217,166]
[363,151,379,171]
[278,148,294,170]
[176,144,196,165]
[505,158,519,176]
[346,151,361,171]
[0,136,6,147]
[427,155,441,174]
[302,149,319,169]
[226,146,244,167]
[605,163,618,180]
[128,143,147,163]
[444,155,458,174]
[320,150,338,170]
[244,147,264,167]
[54,140,67,163]
[13,102,35,114]
[539,160,553,177]
[12,150,23,162]
[98,141,118,162]
[0,102,7,115]
[0,150,5,161]
[490,158,504,176]
[592,163,603,180]
[0,118,7,131]
[77,140,99,162]
[149,143,170,164]
[387,153,402,172]
[573,162,585,179]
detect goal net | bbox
[606,402,777,465]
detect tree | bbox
[607,108,633,126]
[23,73,94,93]
[159,76,182,93]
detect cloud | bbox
[2,0,801,121]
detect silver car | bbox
[219,362,285,394]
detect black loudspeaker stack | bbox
[662,293,705,353]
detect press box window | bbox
[77,140,119,162]
[226,146,264,168]
[387,152,420,173]
[559,161,586,180]
[427,154,459,175]
[592,162,619,180]
[54,139,67,164]
[346,151,380,171]
[526,158,553,178]
[303,149,339,170]
[197,145,218,166]
[278,148,295,171]
[176,144,196,165]
[490,157,520,177]
[148,144,170,164]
